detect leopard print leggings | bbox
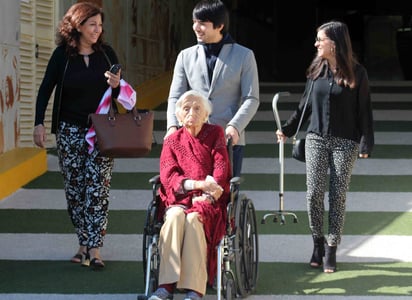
[305,133,359,246]
[56,121,114,248]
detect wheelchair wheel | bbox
[142,234,159,295]
[224,277,236,300]
[233,196,259,297]
[142,199,161,295]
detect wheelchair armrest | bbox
[149,175,161,199]
[149,174,161,185]
[230,176,243,185]
[230,176,244,195]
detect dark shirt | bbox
[282,64,374,154]
[60,52,110,128]
[35,44,119,133]
[201,34,234,82]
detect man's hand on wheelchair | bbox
[226,125,240,145]
[164,126,178,140]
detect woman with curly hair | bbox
[33,2,121,270]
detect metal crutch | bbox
[261,92,298,225]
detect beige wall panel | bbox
[19,0,55,148]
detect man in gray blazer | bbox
[165,0,260,177]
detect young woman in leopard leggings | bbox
[276,21,374,273]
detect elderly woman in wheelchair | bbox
[148,90,232,300]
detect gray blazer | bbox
[166,42,260,145]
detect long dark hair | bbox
[56,2,105,56]
[307,21,358,88]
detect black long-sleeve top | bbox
[34,44,119,133]
[281,64,374,155]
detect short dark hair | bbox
[192,0,229,35]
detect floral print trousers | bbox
[305,133,359,246]
[56,121,114,248]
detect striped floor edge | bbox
[1,90,411,299]
[1,295,412,300]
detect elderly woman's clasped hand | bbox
[192,179,224,204]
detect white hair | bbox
[175,90,213,124]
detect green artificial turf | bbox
[244,144,412,159]
[1,210,412,236]
[152,120,412,132]
[1,260,412,296]
[258,101,412,111]
[244,120,412,132]
[47,143,412,159]
[256,262,412,296]
[23,172,412,192]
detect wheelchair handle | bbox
[226,136,234,175]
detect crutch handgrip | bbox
[272,92,291,131]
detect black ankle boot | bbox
[310,236,325,268]
[324,242,337,273]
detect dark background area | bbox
[224,0,412,82]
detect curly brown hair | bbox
[56,2,105,56]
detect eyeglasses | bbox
[315,37,330,42]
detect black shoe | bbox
[323,242,337,273]
[310,236,325,268]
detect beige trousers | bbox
[158,206,207,295]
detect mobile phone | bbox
[109,64,121,74]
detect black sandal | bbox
[90,258,105,270]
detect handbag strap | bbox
[293,80,314,143]
[108,98,139,119]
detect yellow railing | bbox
[116,70,172,112]
[0,148,47,200]
[135,70,173,110]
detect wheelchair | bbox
[137,171,259,300]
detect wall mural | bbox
[0,48,19,154]
[0,1,19,154]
